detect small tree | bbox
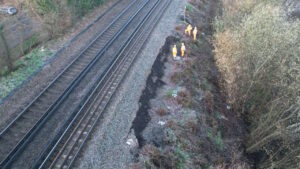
[0,25,14,72]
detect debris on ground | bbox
[0,6,17,15]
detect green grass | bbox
[175,146,189,169]
[186,4,193,12]
[0,48,52,99]
[207,131,224,151]
[35,0,58,14]
[166,89,173,98]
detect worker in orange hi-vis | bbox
[193,26,198,41]
[188,24,193,36]
[181,43,186,57]
[172,45,177,59]
[185,24,192,36]
[185,27,188,35]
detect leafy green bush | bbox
[214,0,300,168]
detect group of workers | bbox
[185,24,198,41]
[172,24,198,59]
[172,43,186,59]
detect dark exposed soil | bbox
[132,36,179,147]
[0,0,131,131]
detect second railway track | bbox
[0,0,171,168]
[34,0,171,168]
[0,0,147,167]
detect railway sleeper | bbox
[30,102,50,112]
[93,41,106,47]
[71,64,86,71]
[59,73,76,82]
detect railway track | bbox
[0,0,147,167]
[0,0,171,168]
[32,1,171,168]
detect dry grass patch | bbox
[170,72,182,84]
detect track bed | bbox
[0,0,171,168]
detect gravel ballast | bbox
[75,0,187,168]
[0,0,130,130]
[8,1,158,167]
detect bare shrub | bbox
[185,119,197,133]
[24,0,104,38]
[0,25,14,72]
[177,90,191,107]
[214,0,282,32]
[203,91,214,113]
[156,108,168,116]
[214,0,300,168]
[170,72,181,84]
[42,6,72,38]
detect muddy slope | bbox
[128,0,251,168]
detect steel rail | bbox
[32,0,161,167]
[31,0,159,167]
[0,0,124,106]
[0,0,137,137]
[66,1,172,168]
[33,0,171,168]
[0,0,152,168]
